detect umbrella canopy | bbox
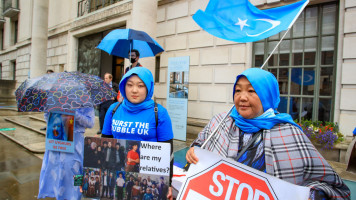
[15,72,115,112]
[96,28,164,58]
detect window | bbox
[155,56,160,83]
[0,29,3,50]
[252,3,338,122]
[10,60,16,80]
[14,20,17,44]
[10,19,18,45]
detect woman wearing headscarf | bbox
[38,107,95,200]
[102,67,174,199]
[186,68,350,200]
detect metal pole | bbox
[200,28,291,150]
[201,106,235,149]
[260,28,291,69]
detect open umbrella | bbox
[15,71,115,112]
[96,28,164,58]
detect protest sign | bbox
[83,137,171,199]
[177,147,310,200]
[45,111,75,153]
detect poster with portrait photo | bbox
[45,111,75,153]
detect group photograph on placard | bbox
[83,137,170,199]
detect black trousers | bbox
[99,100,115,131]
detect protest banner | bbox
[83,137,171,199]
[177,147,310,200]
[45,111,75,153]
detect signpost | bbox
[177,148,310,200]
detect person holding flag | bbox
[186,68,350,199]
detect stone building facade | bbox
[0,0,355,136]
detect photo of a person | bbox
[47,113,69,141]
[125,142,140,172]
[116,171,125,200]
[125,174,135,200]
[131,180,141,200]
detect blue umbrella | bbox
[96,29,164,58]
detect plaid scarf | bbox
[192,113,350,200]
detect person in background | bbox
[37,107,95,200]
[125,49,142,74]
[97,73,119,135]
[186,68,350,200]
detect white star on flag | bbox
[235,18,250,31]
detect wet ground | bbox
[0,101,355,199]
[0,134,52,200]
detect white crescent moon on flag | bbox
[303,74,313,83]
[246,19,281,37]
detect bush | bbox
[295,119,344,150]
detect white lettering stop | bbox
[209,170,270,200]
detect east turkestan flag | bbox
[193,0,309,43]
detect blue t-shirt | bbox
[102,102,174,142]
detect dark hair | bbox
[128,49,140,57]
[103,141,108,145]
[116,143,120,146]
[46,69,54,73]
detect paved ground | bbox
[0,101,355,199]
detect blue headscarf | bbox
[230,68,302,133]
[119,67,154,113]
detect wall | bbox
[155,0,251,120]
[339,0,356,136]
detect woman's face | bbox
[125,75,147,104]
[234,77,263,119]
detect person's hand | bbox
[186,147,199,164]
[167,187,173,200]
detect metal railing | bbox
[77,0,122,17]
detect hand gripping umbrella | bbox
[15,71,116,112]
[96,28,164,58]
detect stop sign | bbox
[178,160,277,200]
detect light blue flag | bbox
[193,0,309,43]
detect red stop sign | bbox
[179,160,277,200]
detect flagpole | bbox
[184,29,293,171]
[260,28,291,69]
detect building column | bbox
[30,0,49,78]
[131,0,158,77]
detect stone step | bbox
[0,95,16,102]
[0,121,46,153]
[0,116,46,153]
